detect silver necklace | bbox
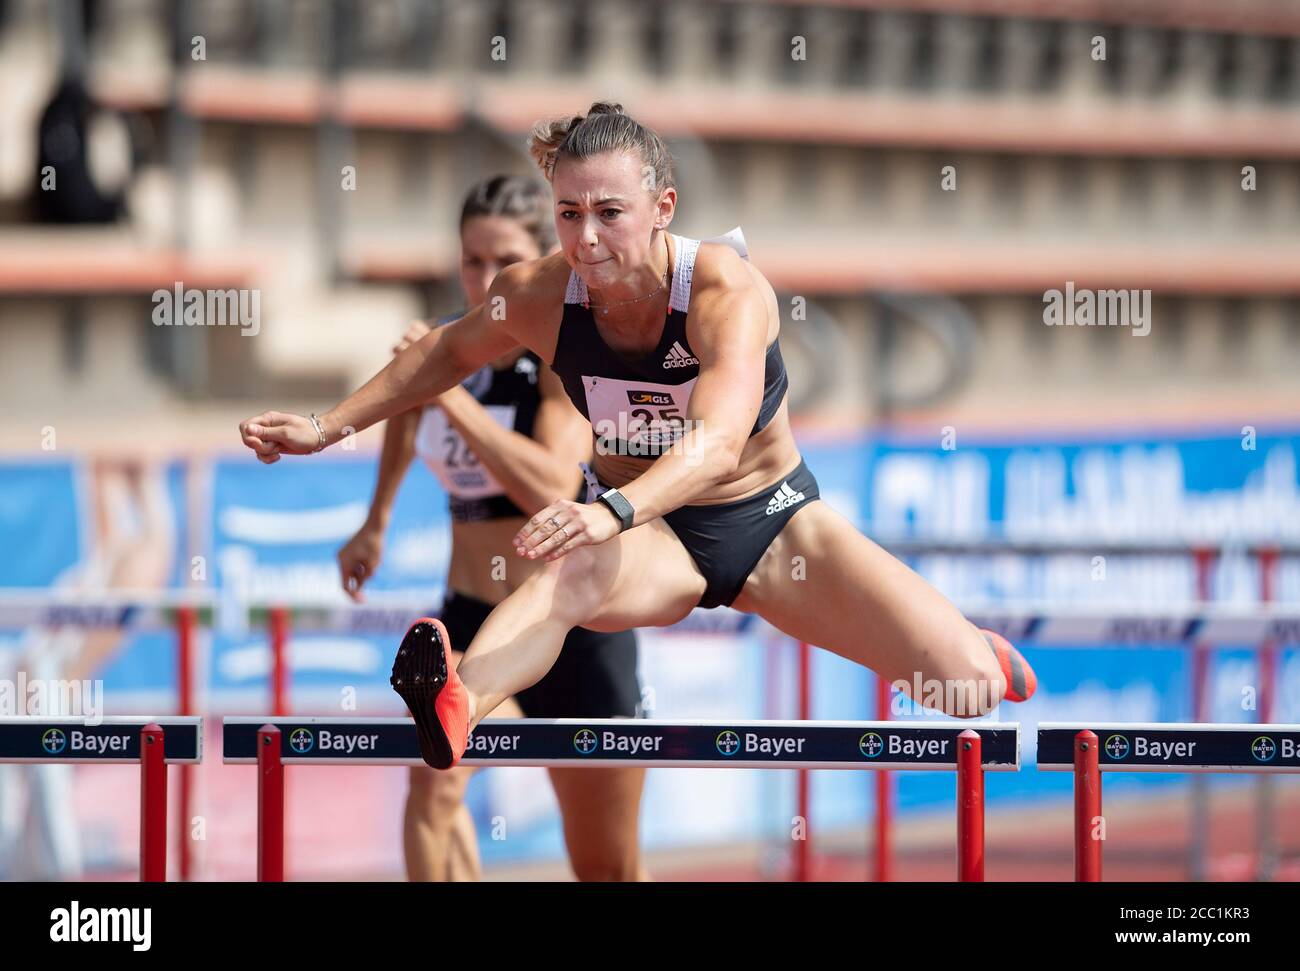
[583,238,673,317]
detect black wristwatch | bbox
[597,487,635,532]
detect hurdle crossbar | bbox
[0,715,203,763]
[1038,722,1300,774]
[222,716,1020,770]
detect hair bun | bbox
[527,102,674,191]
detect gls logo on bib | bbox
[627,390,673,406]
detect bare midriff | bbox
[445,517,545,605]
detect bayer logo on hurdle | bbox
[572,729,598,755]
[288,728,314,754]
[715,730,740,757]
[41,728,67,755]
[1104,734,1130,760]
[1251,736,1277,763]
[859,732,884,759]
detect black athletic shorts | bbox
[584,458,821,610]
[438,591,642,718]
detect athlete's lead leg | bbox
[458,516,703,724]
[393,518,704,767]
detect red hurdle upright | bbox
[956,729,985,881]
[139,723,168,881]
[1073,730,1102,882]
[258,725,285,882]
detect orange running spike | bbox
[390,617,470,769]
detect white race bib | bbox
[582,374,696,456]
[415,404,516,498]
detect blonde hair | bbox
[527,101,675,194]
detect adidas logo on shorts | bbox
[765,481,805,516]
[663,341,699,369]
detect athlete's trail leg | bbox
[735,501,1017,716]
[456,518,704,728]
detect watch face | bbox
[598,489,633,528]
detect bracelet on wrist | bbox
[308,413,327,452]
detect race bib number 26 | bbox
[415,404,516,497]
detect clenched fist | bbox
[238,411,320,464]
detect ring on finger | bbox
[546,516,561,533]
[557,526,569,542]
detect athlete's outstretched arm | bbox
[515,248,768,560]
[437,365,589,514]
[239,288,522,462]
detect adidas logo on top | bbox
[765,481,805,515]
[663,341,699,369]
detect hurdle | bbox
[6,590,1294,882]
[1038,722,1300,881]
[0,716,203,880]
[223,716,1020,882]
